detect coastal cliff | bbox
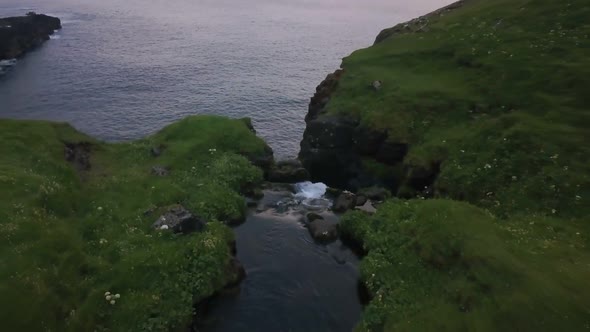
[300,0,590,330]
[0,13,61,60]
[0,116,273,331]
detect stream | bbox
[198,183,363,331]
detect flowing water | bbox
[199,184,362,331]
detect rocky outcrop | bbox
[306,214,338,243]
[152,205,206,234]
[0,13,61,60]
[299,68,442,195]
[299,71,424,192]
[267,159,310,183]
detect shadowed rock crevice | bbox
[299,73,440,194]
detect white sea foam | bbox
[0,59,17,67]
[294,181,327,199]
[49,34,60,39]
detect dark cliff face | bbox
[298,71,439,194]
[0,13,61,60]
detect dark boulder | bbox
[355,195,368,206]
[333,192,357,212]
[152,205,206,234]
[267,159,310,183]
[308,219,338,243]
[224,258,246,289]
[307,212,324,223]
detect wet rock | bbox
[355,201,377,214]
[308,219,338,243]
[358,186,391,201]
[244,197,259,208]
[355,195,368,206]
[268,159,310,183]
[224,258,246,290]
[64,142,92,171]
[306,212,324,223]
[151,165,169,176]
[152,205,206,234]
[333,192,357,212]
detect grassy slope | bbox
[331,0,590,330]
[0,116,268,331]
[329,0,590,218]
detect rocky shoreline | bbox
[0,12,61,60]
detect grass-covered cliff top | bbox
[328,0,590,330]
[328,0,589,218]
[0,116,270,331]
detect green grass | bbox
[330,0,590,330]
[0,116,269,331]
[341,200,590,331]
[327,0,590,218]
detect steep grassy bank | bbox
[301,0,590,330]
[0,116,271,331]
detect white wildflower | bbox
[160,225,169,230]
[552,209,557,214]
[105,295,112,301]
[484,164,492,169]
[110,300,116,305]
[104,291,111,296]
[576,195,582,201]
[115,294,121,299]
[97,206,103,211]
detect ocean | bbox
[0,0,449,158]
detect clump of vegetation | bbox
[0,115,269,331]
[341,200,589,331]
[330,0,590,330]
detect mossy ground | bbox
[341,200,589,331]
[0,116,269,331]
[331,0,590,330]
[328,0,589,217]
